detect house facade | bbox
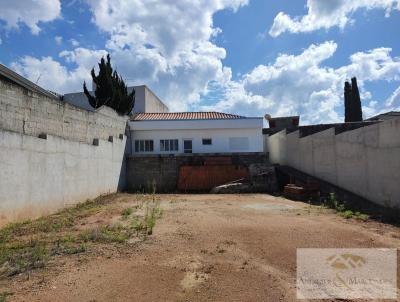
[128,112,264,155]
[62,78,264,155]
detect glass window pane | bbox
[135,140,139,152]
[202,138,212,145]
[160,140,164,151]
[140,140,144,152]
[165,140,170,151]
[174,139,178,151]
[150,140,154,151]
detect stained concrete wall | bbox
[1,77,127,145]
[0,130,126,226]
[126,153,269,192]
[266,129,287,165]
[0,76,128,227]
[267,118,400,208]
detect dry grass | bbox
[0,194,162,279]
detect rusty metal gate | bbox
[177,157,249,191]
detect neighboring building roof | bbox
[366,111,400,121]
[131,112,249,121]
[63,85,169,113]
[267,115,299,121]
[0,63,59,100]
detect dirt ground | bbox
[1,193,400,302]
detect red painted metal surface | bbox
[178,164,249,191]
[203,157,232,166]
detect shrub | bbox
[342,210,354,219]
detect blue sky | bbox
[0,0,399,124]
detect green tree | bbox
[83,54,135,115]
[344,77,363,122]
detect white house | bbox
[128,112,264,155]
[63,84,264,155]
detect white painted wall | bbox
[128,118,263,154]
[0,130,126,227]
[267,118,400,208]
[130,128,263,154]
[266,129,287,164]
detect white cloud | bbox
[55,36,63,45]
[9,1,399,124]
[269,0,400,37]
[11,0,249,111]
[69,39,79,47]
[385,86,400,109]
[0,0,61,34]
[202,42,400,124]
[82,0,248,110]
[12,48,107,93]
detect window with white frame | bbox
[134,140,154,152]
[160,139,179,152]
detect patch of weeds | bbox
[51,240,87,256]
[322,193,370,221]
[354,212,369,222]
[129,193,162,237]
[0,292,12,302]
[80,225,131,244]
[144,198,163,235]
[121,207,133,219]
[0,240,48,277]
[0,220,32,243]
[0,196,115,277]
[131,218,146,236]
[0,193,163,278]
[341,210,354,219]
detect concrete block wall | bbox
[0,77,127,144]
[0,77,129,227]
[0,130,126,227]
[126,153,269,193]
[267,118,400,208]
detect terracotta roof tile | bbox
[131,112,245,121]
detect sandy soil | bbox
[1,193,400,302]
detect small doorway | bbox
[183,139,193,153]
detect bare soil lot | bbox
[1,193,399,302]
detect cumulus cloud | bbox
[11,0,248,111]
[269,0,400,37]
[82,0,248,110]
[385,86,400,110]
[12,48,107,93]
[55,36,63,45]
[69,39,79,47]
[202,42,400,124]
[0,0,61,34]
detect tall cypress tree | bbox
[83,54,135,115]
[344,77,363,122]
[350,77,362,122]
[344,81,352,122]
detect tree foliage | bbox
[344,77,363,122]
[83,54,135,115]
